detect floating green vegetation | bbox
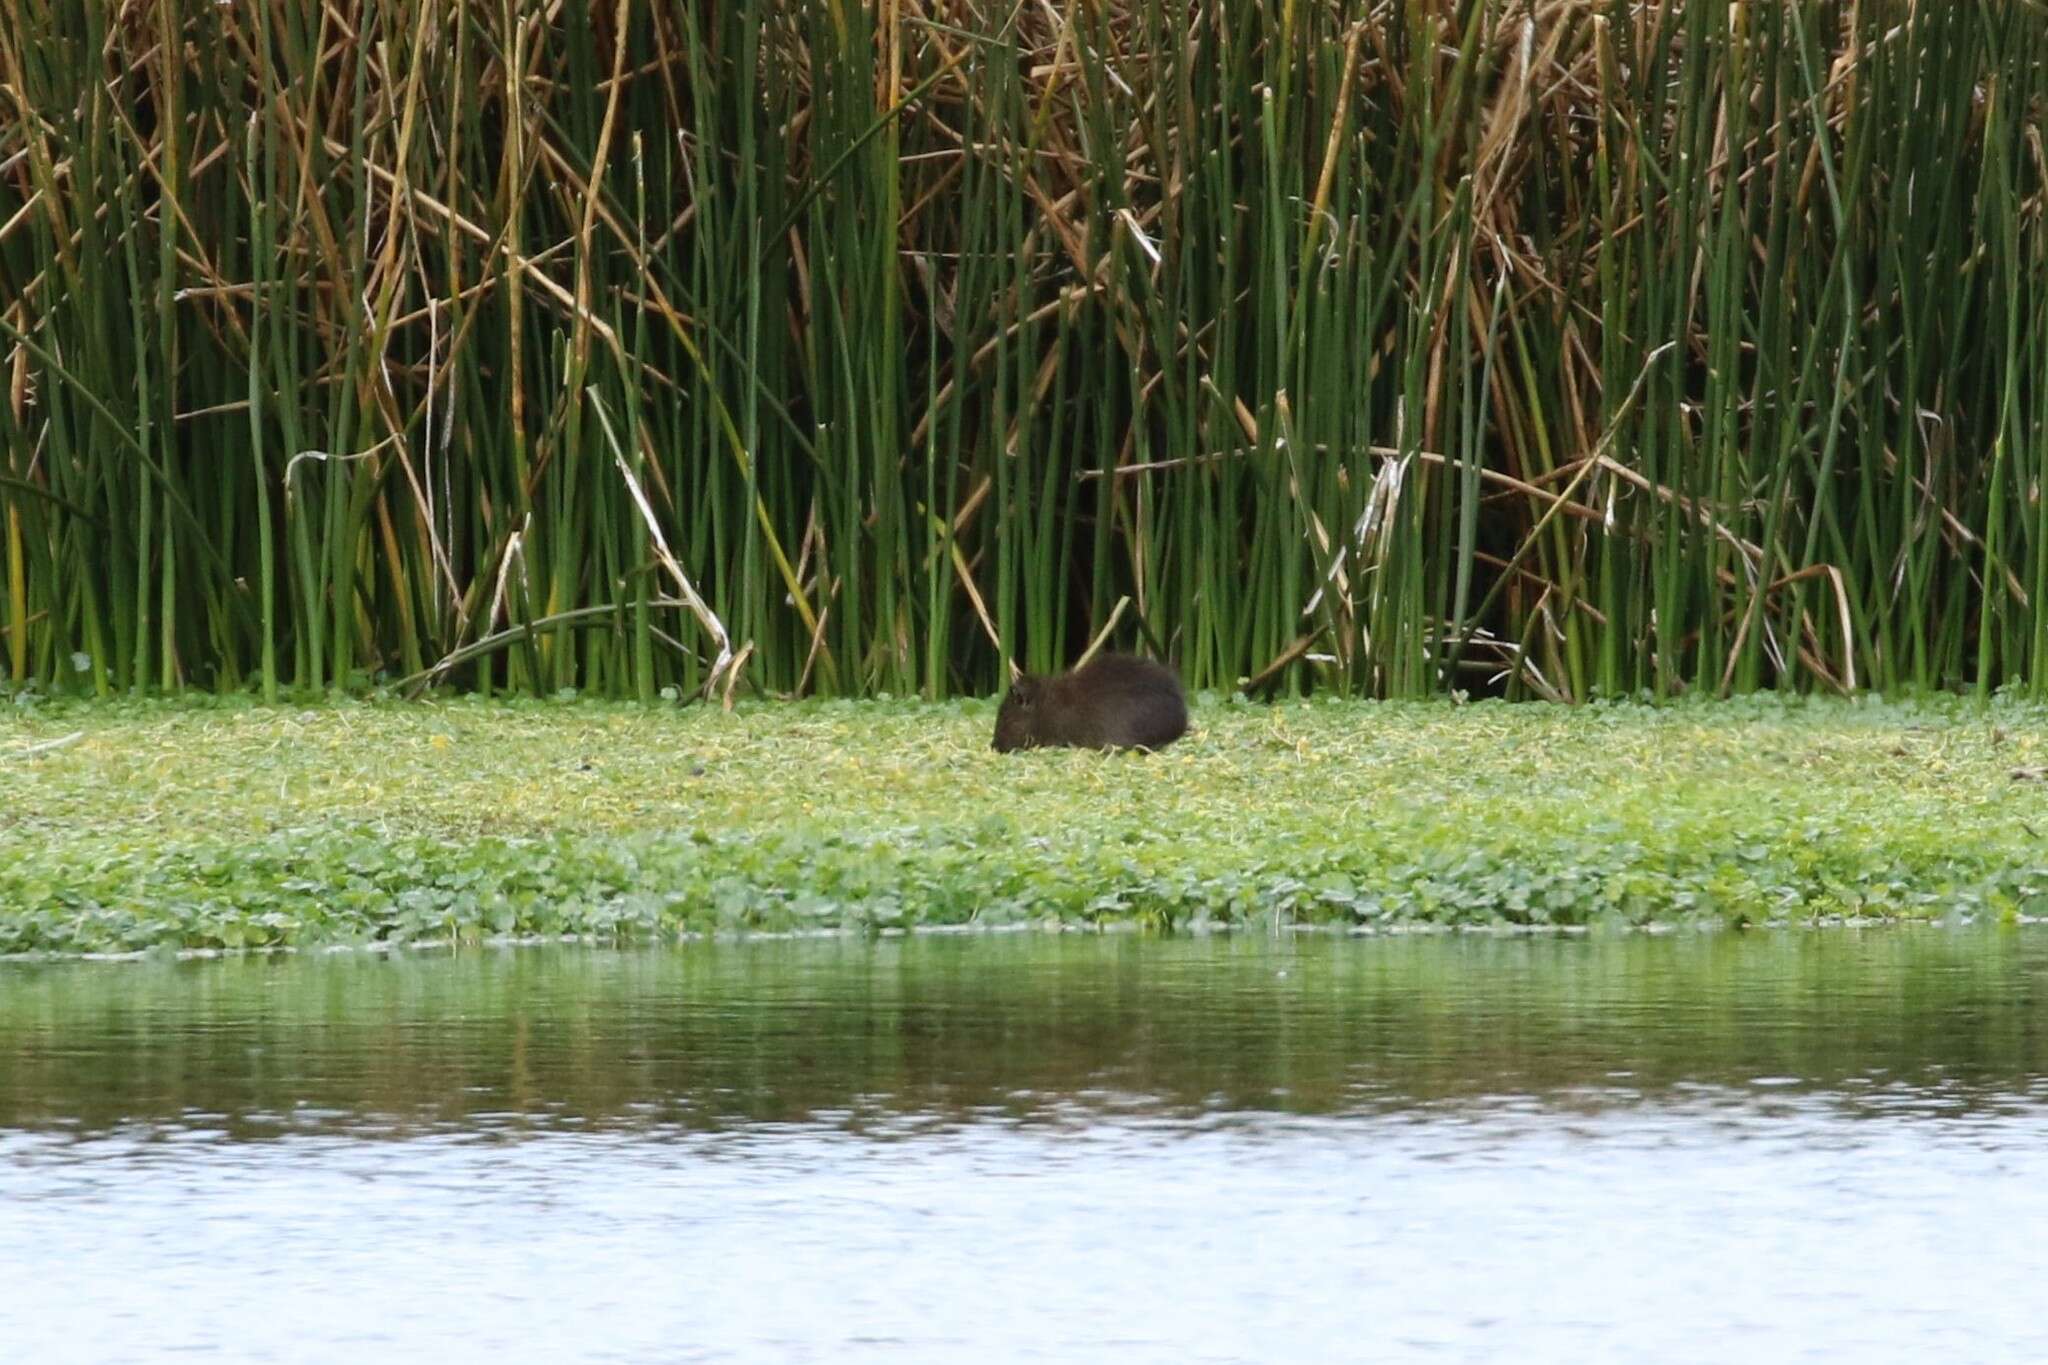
[6,695,2048,955]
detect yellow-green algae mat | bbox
[5,694,2048,954]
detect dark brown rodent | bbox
[991,653,1188,753]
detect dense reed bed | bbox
[2,1,2045,702]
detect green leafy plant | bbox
[5,694,2047,953]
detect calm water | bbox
[4,929,2048,1363]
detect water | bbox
[4,930,2047,1363]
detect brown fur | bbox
[991,653,1188,753]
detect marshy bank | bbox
[6,693,2048,955]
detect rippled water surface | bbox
[5,929,2048,1363]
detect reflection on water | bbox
[3,930,2048,1362]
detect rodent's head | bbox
[991,676,1044,752]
